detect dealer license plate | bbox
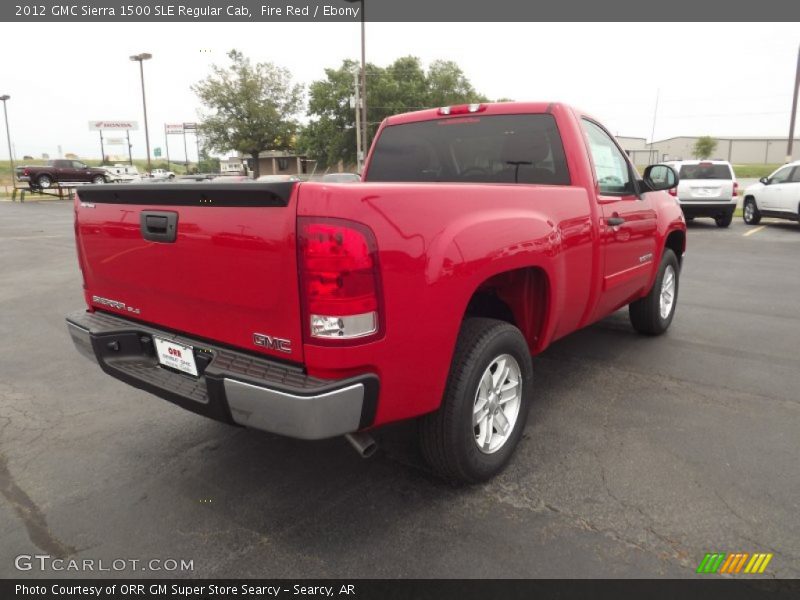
[154,338,198,377]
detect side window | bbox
[789,167,800,183]
[770,166,793,184]
[581,119,633,195]
[72,161,87,169]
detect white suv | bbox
[742,160,800,226]
[664,160,738,228]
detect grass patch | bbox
[731,164,780,178]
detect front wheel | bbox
[629,248,680,336]
[743,197,761,225]
[419,318,533,483]
[91,175,106,184]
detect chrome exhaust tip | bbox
[345,432,377,458]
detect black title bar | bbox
[4,579,800,600]
[3,0,800,21]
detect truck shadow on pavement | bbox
[112,312,672,576]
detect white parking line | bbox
[743,226,766,237]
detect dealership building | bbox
[617,135,800,165]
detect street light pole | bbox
[130,53,153,175]
[0,95,15,180]
[787,43,800,163]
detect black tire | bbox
[743,197,761,225]
[91,175,106,184]
[715,212,733,228]
[36,174,53,189]
[629,248,680,336]
[419,318,534,483]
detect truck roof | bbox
[383,101,567,126]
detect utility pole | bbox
[98,130,105,164]
[182,128,189,172]
[344,0,367,157]
[130,53,153,174]
[1,95,15,178]
[164,124,171,170]
[195,131,201,170]
[787,43,800,163]
[126,130,133,165]
[359,3,367,156]
[650,88,660,146]
[354,68,362,172]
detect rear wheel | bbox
[419,318,533,483]
[715,212,733,228]
[743,197,761,225]
[629,248,680,336]
[36,174,53,189]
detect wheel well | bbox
[465,267,549,352]
[665,230,685,265]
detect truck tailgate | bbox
[74,183,304,363]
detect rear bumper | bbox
[679,201,736,218]
[66,310,379,440]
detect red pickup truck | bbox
[66,102,685,482]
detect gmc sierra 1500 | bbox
[66,102,685,482]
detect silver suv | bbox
[664,160,738,228]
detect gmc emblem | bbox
[253,332,292,353]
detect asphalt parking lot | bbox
[1,199,798,579]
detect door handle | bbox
[607,216,625,226]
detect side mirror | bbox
[642,164,679,192]
[759,177,769,185]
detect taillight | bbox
[668,187,677,197]
[298,217,382,343]
[733,182,738,197]
[23,168,30,176]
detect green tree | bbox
[197,151,221,174]
[693,136,718,159]
[193,50,303,177]
[298,56,488,169]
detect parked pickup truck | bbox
[66,102,685,482]
[16,159,109,189]
[147,168,176,180]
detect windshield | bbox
[365,114,570,185]
[678,164,732,180]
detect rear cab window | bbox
[365,113,570,185]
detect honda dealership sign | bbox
[88,120,139,131]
